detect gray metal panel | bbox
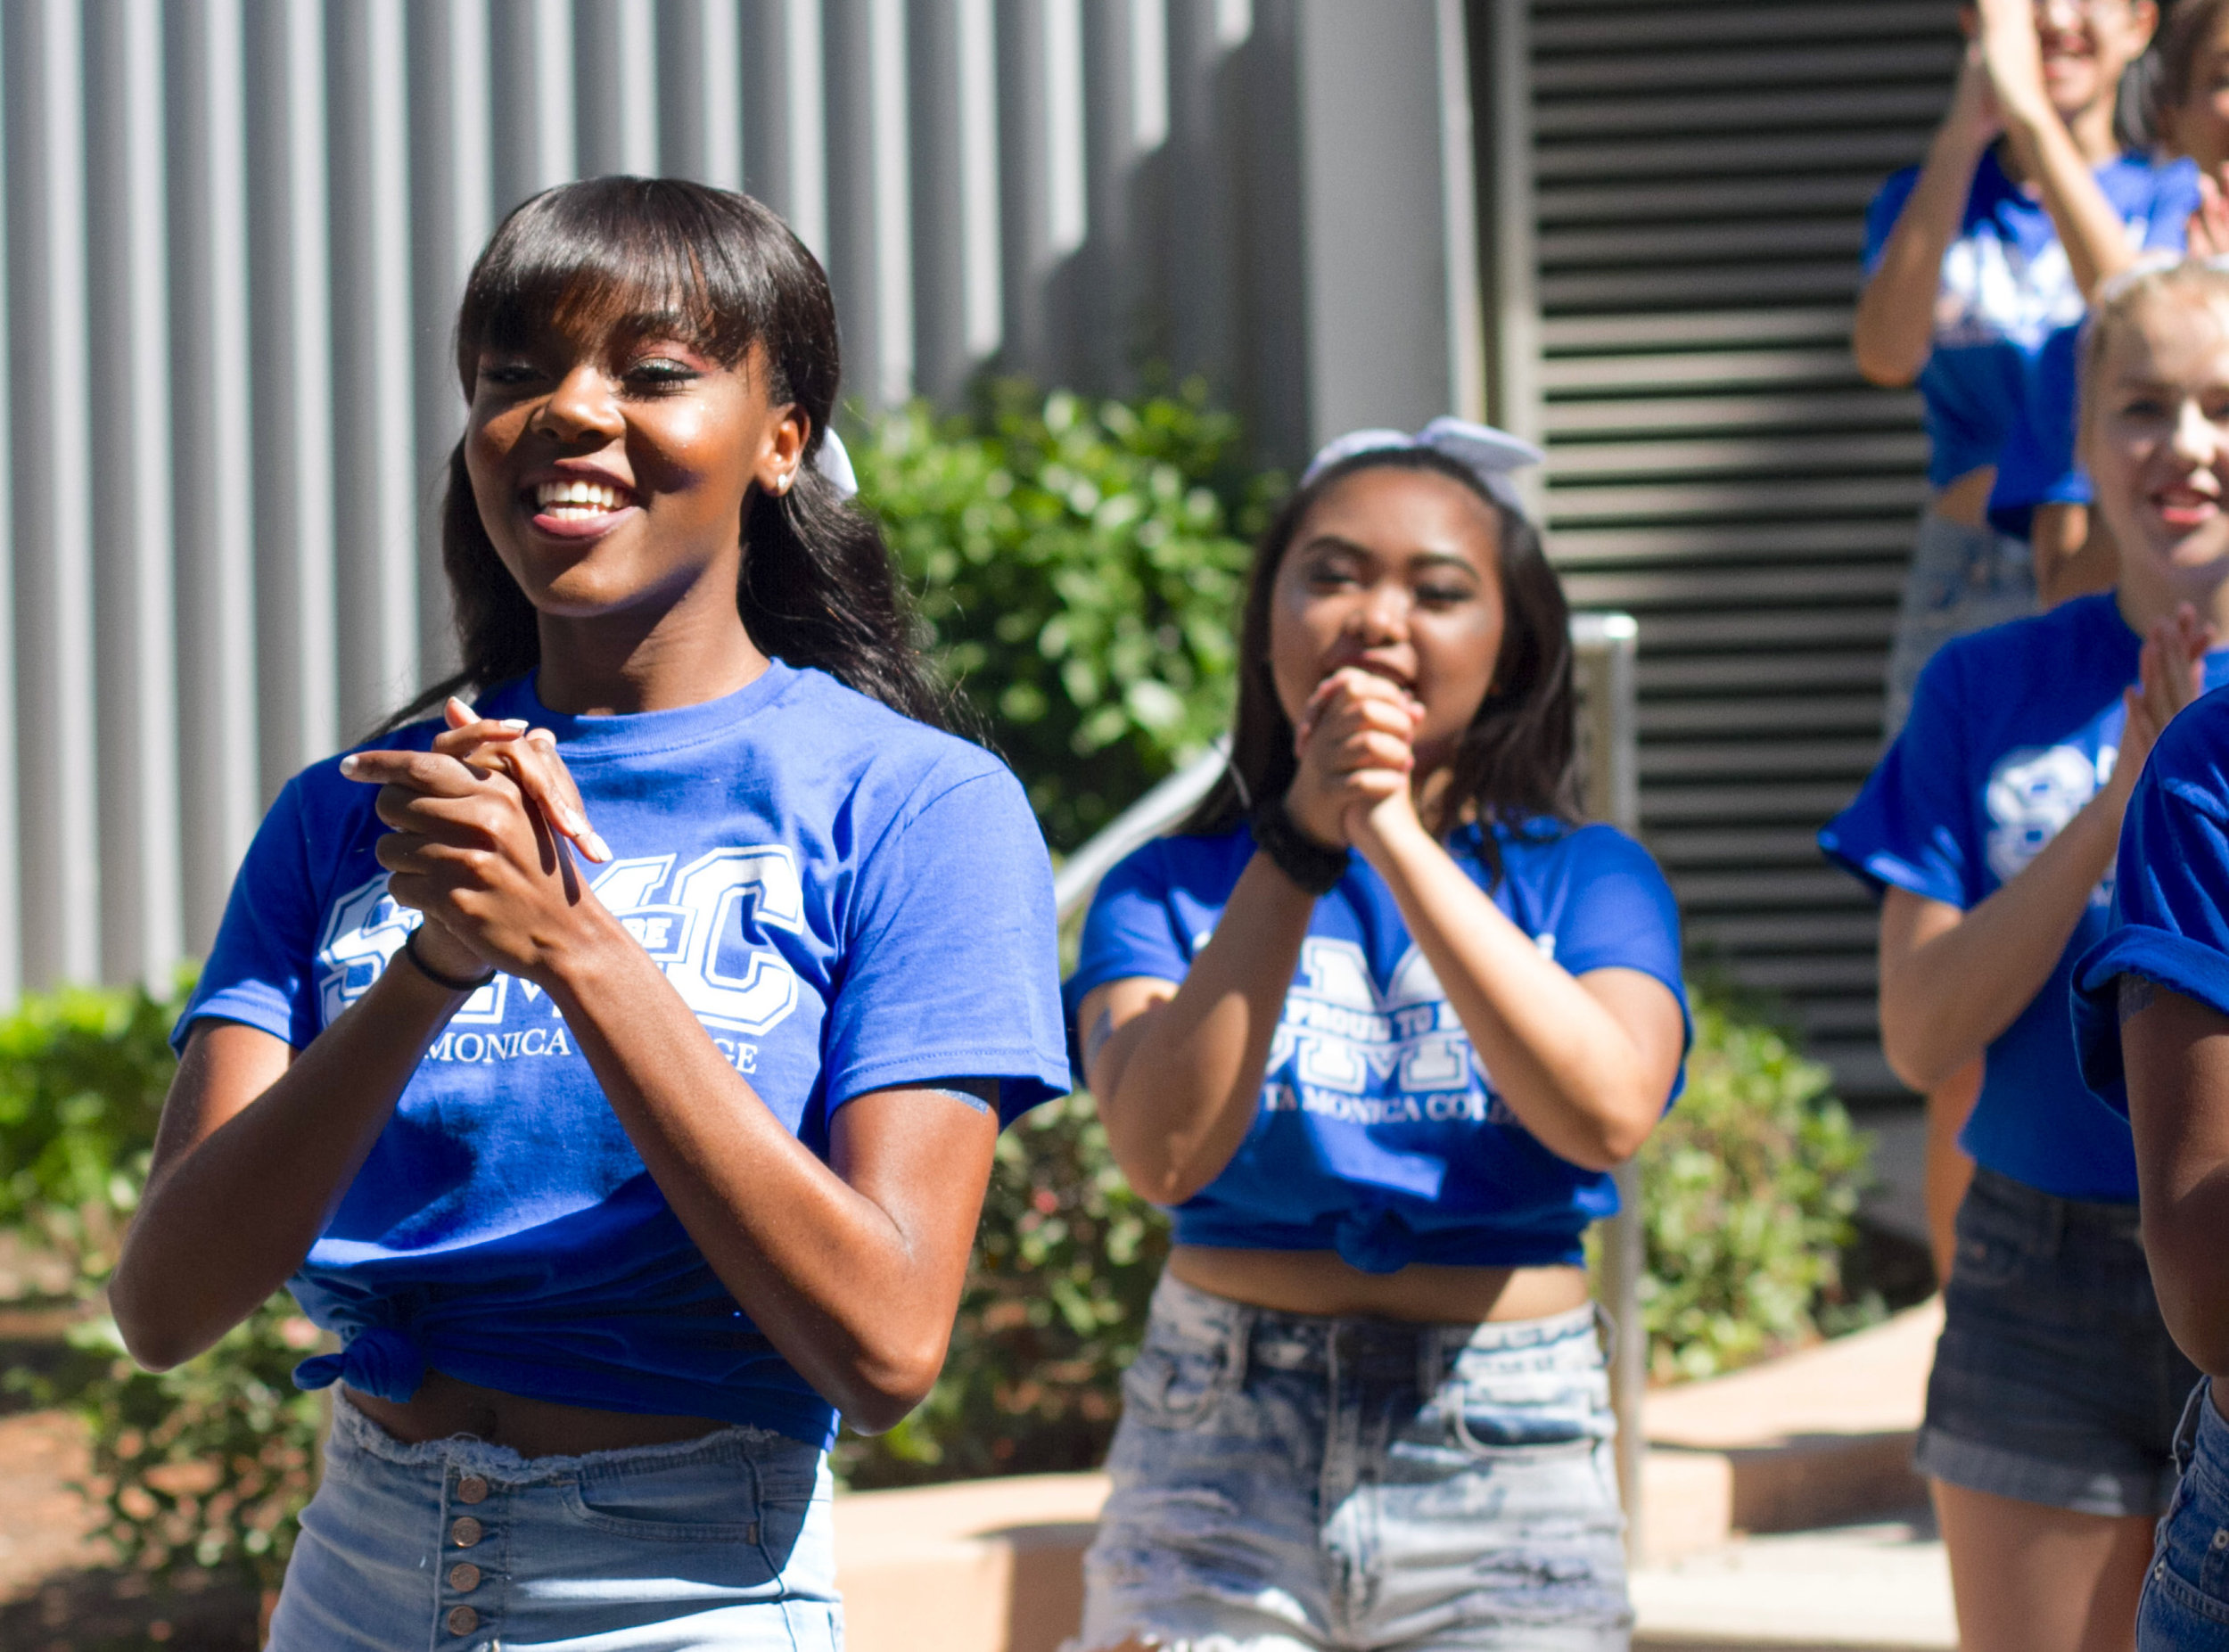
[7,0,100,988]
[1494,0,1962,1097]
[86,0,184,991]
[330,0,422,737]
[0,0,1470,993]
[247,0,340,793]
[167,0,259,956]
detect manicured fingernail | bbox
[339,754,361,777]
[448,695,477,719]
[583,832,613,864]
[500,719,530,731]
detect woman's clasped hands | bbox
[2119,602,2217,786]
[340,698,614,987]
[1285,665,1432,859]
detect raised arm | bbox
[1978,0,2150,297]
[1853,43,2000,386]
[1879,608,2209,1088]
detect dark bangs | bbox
[452,177,838,440]
[379,174,949,736]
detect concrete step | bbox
[833,1301,1946,1651]
[1633,1511,1953,1651]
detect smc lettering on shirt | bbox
[317,847,810,1075]
[1067,819,1686,1271]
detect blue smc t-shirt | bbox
[177,660,1071,1448]
[2074,686,2229,1114]
[1863,148,2196,525]
[1821,594,2229,1199]
[1065,819,1689,1271]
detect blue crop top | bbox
[2075,686,2229,1115]
[1822,596,2229,1201]
[177,661,1072,1448]
[1065,819,1689,1271]
[1863,147,2195,530]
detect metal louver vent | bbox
[1493,0,1963,1098]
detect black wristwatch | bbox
[1249,797,1351,896]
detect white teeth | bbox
[535,479,627,512]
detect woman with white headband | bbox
[108,177,1068,1648]
[1827,260,2229,1652]
[1064,419,1689,1649]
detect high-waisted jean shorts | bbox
[2140,1380,2229,1648]
[1918,1166,2197,1519]
[1883,510,2036,739]
[267,1396,842,1651]
[1069,1273,1629,1652]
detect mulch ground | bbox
[0,1408,261,1651]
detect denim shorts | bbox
[267,1396,842,1651]
[1917,1166,2197,1519]
[1883,511,2036,739]
[2139,1380,2229,1648]
[1069,1273,1629,1652]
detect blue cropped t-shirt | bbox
[2075,686,2229,1115]
[1065,818,1689,1271]
[178,661,1072,1449]
[1822,596,2229,1201]
[1863,147,2195,532]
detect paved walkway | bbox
[1633,1510,1953,1651]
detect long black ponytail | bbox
[383,176,947,732]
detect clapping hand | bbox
[2118,604,2216,791]
[340,699,613,985]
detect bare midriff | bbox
[347,1371,727,1459]
[1167,1244,1592,1325]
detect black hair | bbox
[1181,448,1579,882]
[2151,0,2229,139]
[383,175,947,732]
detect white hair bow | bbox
[1298,416,1543,519]
[816,427,860,497]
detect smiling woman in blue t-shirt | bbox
[1065,423,1690,1650]
[104,178,1068,1649]
[1824,259,2229,1652]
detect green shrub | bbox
[835,1090,1168,1488]
[855,382,1275,852]
[0,978,317,1596]
[1631,997,1876,1382]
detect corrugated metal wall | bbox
[0,0,1482,1001]
[1480,0,1962,1098]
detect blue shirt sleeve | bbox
[174,776,326,1054]
[2142,156,2202,251]
[2074,702,2229,1114]
[1820,646,1976,908]
[1065,842,1191,1031]
[1550,827,1686,999]
[822,763,1070,1124]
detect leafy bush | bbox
[0,978,317,1597]
[835,1090,1168,1488]
[855,382,1274,852]
[1632,997,1876,1382]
